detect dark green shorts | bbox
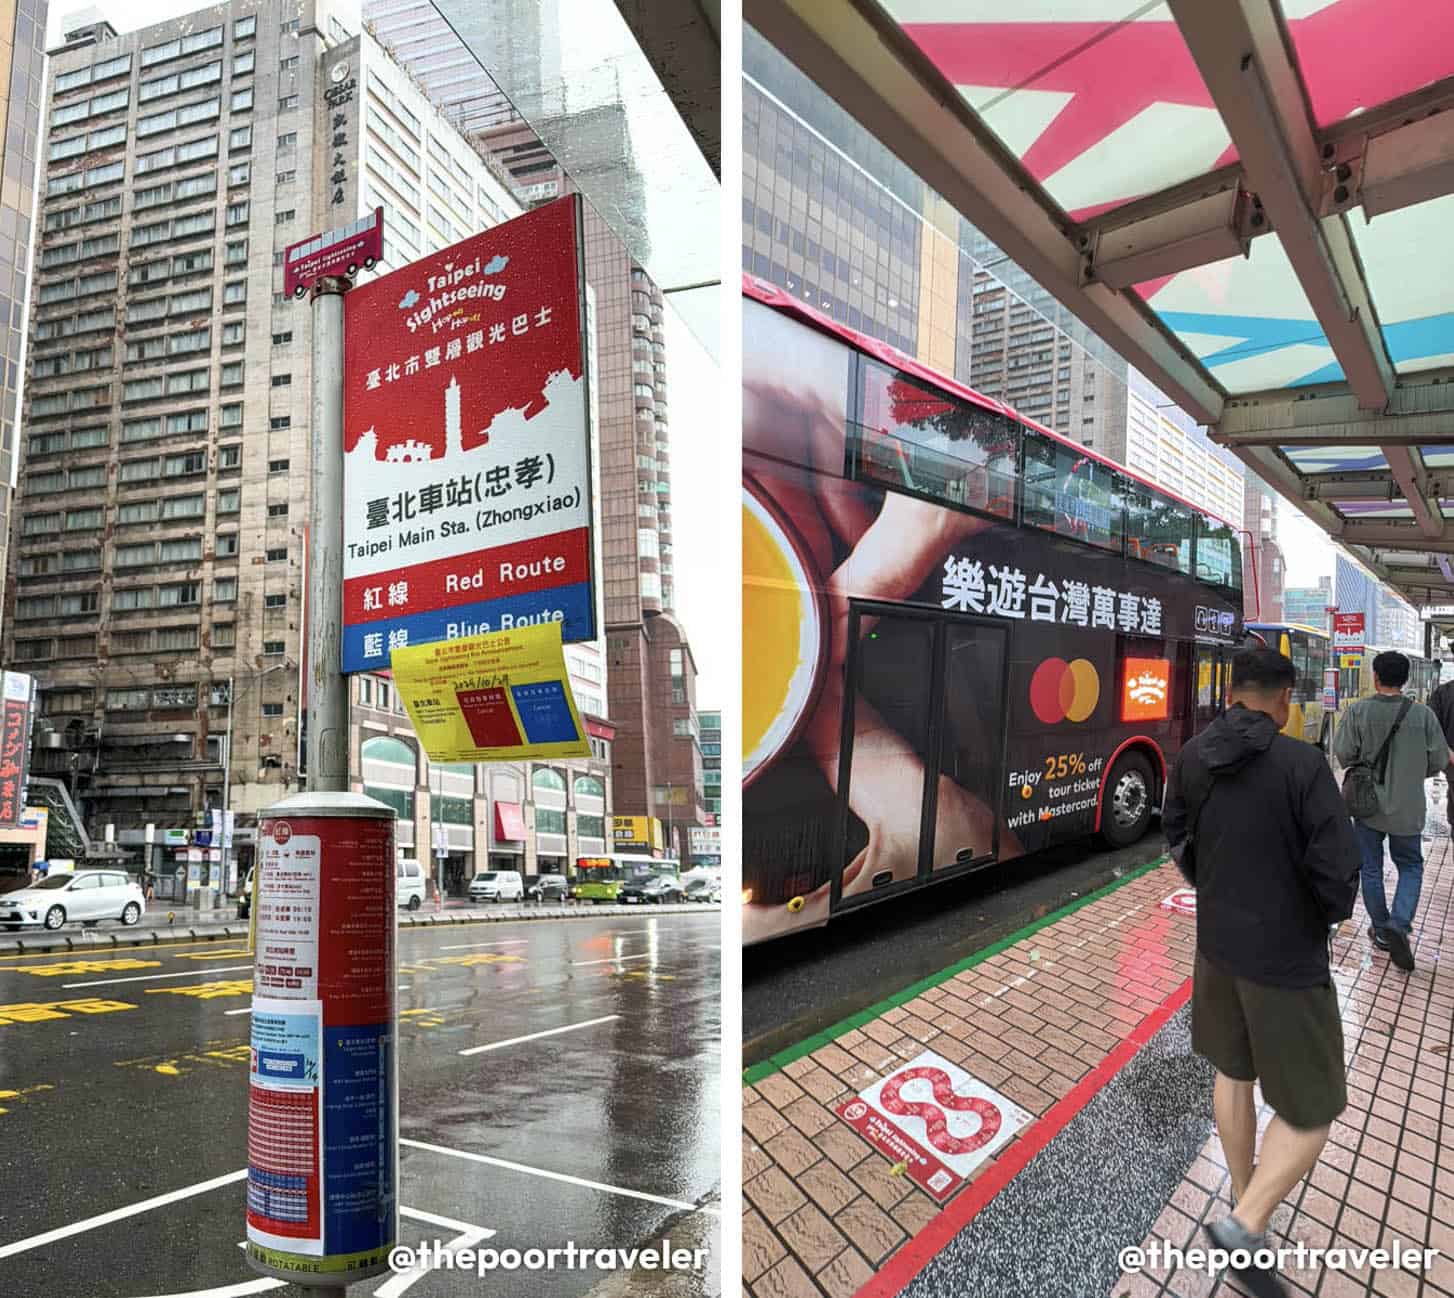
[1191,952,1347,1130]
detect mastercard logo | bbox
[1029,658,1100,724]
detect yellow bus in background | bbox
[1334,646,1441,728]
[1245,621,1332,748]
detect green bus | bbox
[571,854,678,902]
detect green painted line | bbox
[742,853,1170,1087]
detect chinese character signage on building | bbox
[612,816,664,856]
[0,673,34,829]
[389,622,589,763]
[1332,612,1365,654]
[341,196,594,673]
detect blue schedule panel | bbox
[510,679,578,744]
[322,1025,394,1258]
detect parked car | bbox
[0,870,145,931]
[396,858,426,911]
[683,876,720,903]
[526,874,569,902]
[467,870,524,903]
[235,867,256,920]
[619,875,685,905]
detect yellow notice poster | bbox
[389,622,590,762]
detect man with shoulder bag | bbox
[1164,648,1359,1298]
[1333,650,1448,972]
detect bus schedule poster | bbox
[390,620,590,762]
[834,1050,1031,1202]
[247,810,397,1281]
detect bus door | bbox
[831,602,1008,913]
[1191,642,1228,735]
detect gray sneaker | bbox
[1204,1216,1286,1298]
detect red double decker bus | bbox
[743,275,1245,945]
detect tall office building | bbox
[9,0,611,888]
[699,708,719,822]
[1283,577,1333,631]
[367,5,707,864]
[745,27,1246,527]
[0,0,48,645]
[1244,477,1285,621]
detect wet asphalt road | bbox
[743,831,1170,1063]
[0,910,721,1298]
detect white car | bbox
[396,859,426,911]
[1,870,146,931]
[467,870,524,903]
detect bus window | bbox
[1196,513,1242,597]
[855,359,1017,518]
[1124,484,1194,575]
[1288,633,1318,703]
[1021,429,1124,552]
[1306,634,1328,692]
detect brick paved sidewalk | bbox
[743,836,1454,1298]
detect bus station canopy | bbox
[745,0,1454,606]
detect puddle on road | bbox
[578,1196,720,1298]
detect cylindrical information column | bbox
[246,791,398,1287]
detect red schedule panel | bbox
[311,816,395,1028]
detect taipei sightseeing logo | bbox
[271,821,292,845]
[1029,658,1101,724]
[1128,669,1168,708]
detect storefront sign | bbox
[246,795,397,1283]
[612,815,663,855]
[835,1050,1029,1201]
[0,672,34,829]
[389,621,589,762]
[341,196,595,673]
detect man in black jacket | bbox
[1164,647,1359,1298]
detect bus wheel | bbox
[1101,752,1154,848]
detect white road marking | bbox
[223,1007,252,1017]
[0,1168,248,1261]
[571,952,653,967]
[401,1138,719,1214]
[61,964,253,989]
[457,1014,621,1055]
[435,939,529,951]
[146,1280,283,1297]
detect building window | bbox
[277,95,298,112]
[275,209,295,225]
[214,576,238,601]
[263,641,285,655]
[272,330,292,345]
[264,593,287,608]
[261,702,285,717]
[535,809,566,835]
[269,459,289,473]
[267,547,288,562]
[279,56,298,72]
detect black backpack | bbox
[1342,698,1410,820]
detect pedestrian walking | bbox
[1164,647,1359,1298]
[1333,650,1448,972]
[1426,663,1454,825]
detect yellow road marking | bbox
[171,949,254,961]
[146,979,253,1000]
[10,958,161,977]
[0,997,134,1025]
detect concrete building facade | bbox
[0,0,48,648]
[8,0,610,890]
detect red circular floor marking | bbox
[879,1067,1002,1156]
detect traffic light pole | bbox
[307,275,351,797]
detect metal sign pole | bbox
[308,276,351,796]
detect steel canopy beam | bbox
[1383,446,1444,538]
[745,0,1226,426]
[1170,0,1395,413]
[1212,369,1454,446]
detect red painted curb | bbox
[853,976,1194,1298]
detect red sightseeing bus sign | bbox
[0,672,34,828]
[284,207,383,299]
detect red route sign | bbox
[284,207,383,299]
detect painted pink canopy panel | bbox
[1284,0,1454,128]
[887,2,1234,221]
